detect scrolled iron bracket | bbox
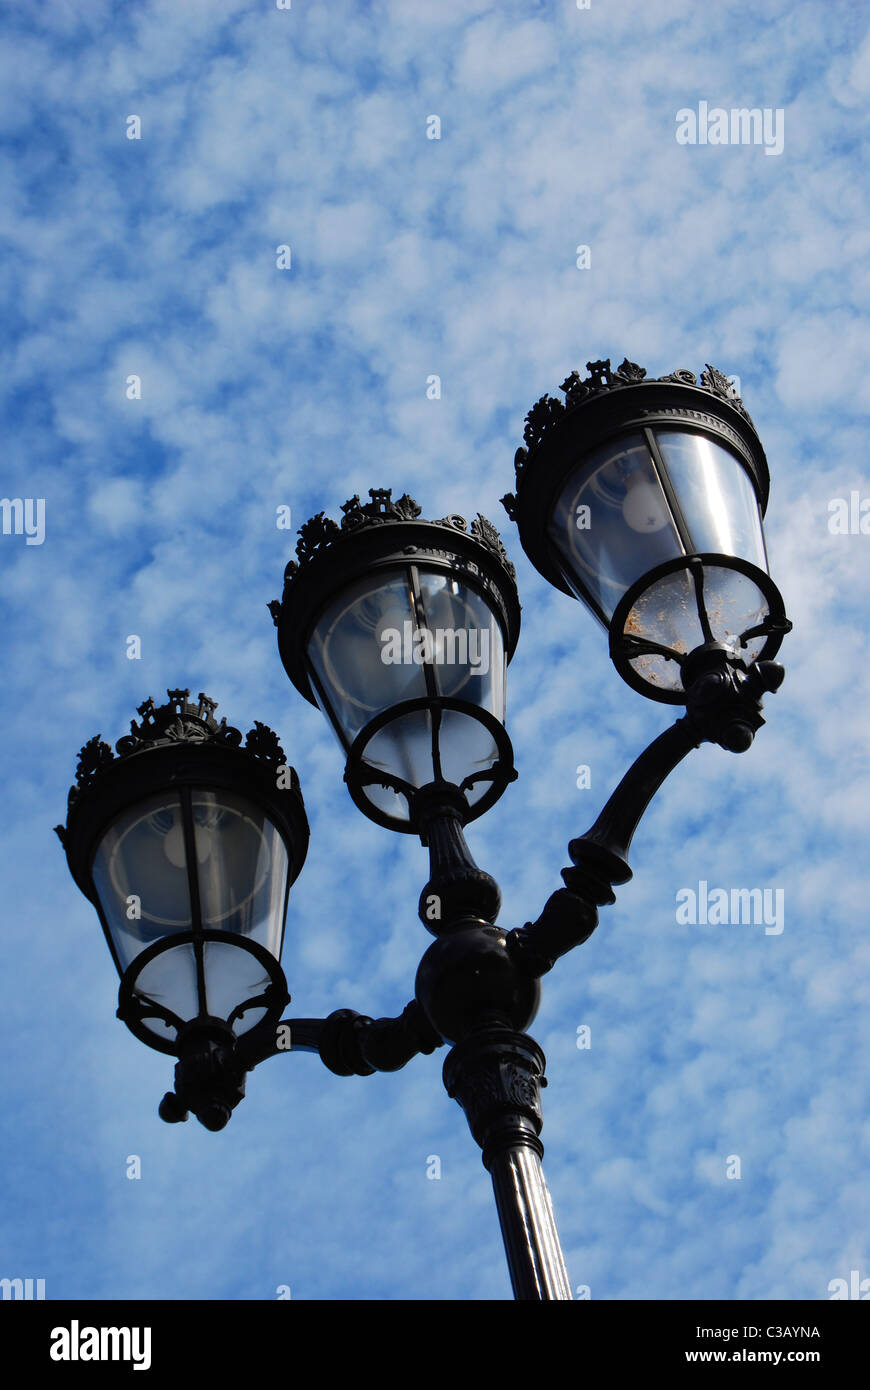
[508,653,787,977]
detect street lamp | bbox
[55,356,792,1299]
[502,358,791,712]
[54,690,308,1130]
[268,487,520,834]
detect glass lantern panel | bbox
[192,790,289,960]
[415,570,506,712]
[435,708,501,799]
[363,707,440,797]
[653,431,768,570]
[133,941,200,1034]
[697,565,770,655]
[92,792,193,974]
[307,568,427,746]
[622,563,772,693]
[549,433,685,622]
[201,940,274,1036]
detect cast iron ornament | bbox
[443,1027,547,1164]
[502,357,754,515]
[54,689,292,843]
[269,486,516,626]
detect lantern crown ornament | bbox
[270,487,517,592]
[55,690,308,1131]
[504,358,759,485]
[503,357,791,704]
[55,690,293,842]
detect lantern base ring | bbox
[609,552,791,704]
[116,929,290,1058]
[344,696,516,834]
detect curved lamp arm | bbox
[508,656,786,978]
[236,999,443,1076]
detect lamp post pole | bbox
[55,354,792,1301]
[445,1026,570,1301]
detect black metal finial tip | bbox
[158,1093,189,1124]
[197,1103,232,1132]
[758,661,785,693]
[721,723,756,754]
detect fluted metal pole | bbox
[488,1142,572,1299]
[443,1025,572,1300]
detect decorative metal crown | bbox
[54,690,291,844]
[270,487,516,626]
[502,358,754,519]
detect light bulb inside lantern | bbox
[158,811,211,868]
[373,596,410,647]
[162,819,187,868]
[622,472,670,533]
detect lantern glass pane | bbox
[193,790,289,959]
[653,430,768,569]
[307,569,425,745]
[364,707,437,794]
[435,707,502,793]
[549,433,684,622]
[415,571,506,710]
[201,940,272,1035]
[134,941,200,1034]
[92,792,193,973]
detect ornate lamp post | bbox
[55,357,792,1299]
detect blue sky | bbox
[1,0,868,1301]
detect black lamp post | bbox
[55,356,792,1299]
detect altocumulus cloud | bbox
[0,0,867,1302]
